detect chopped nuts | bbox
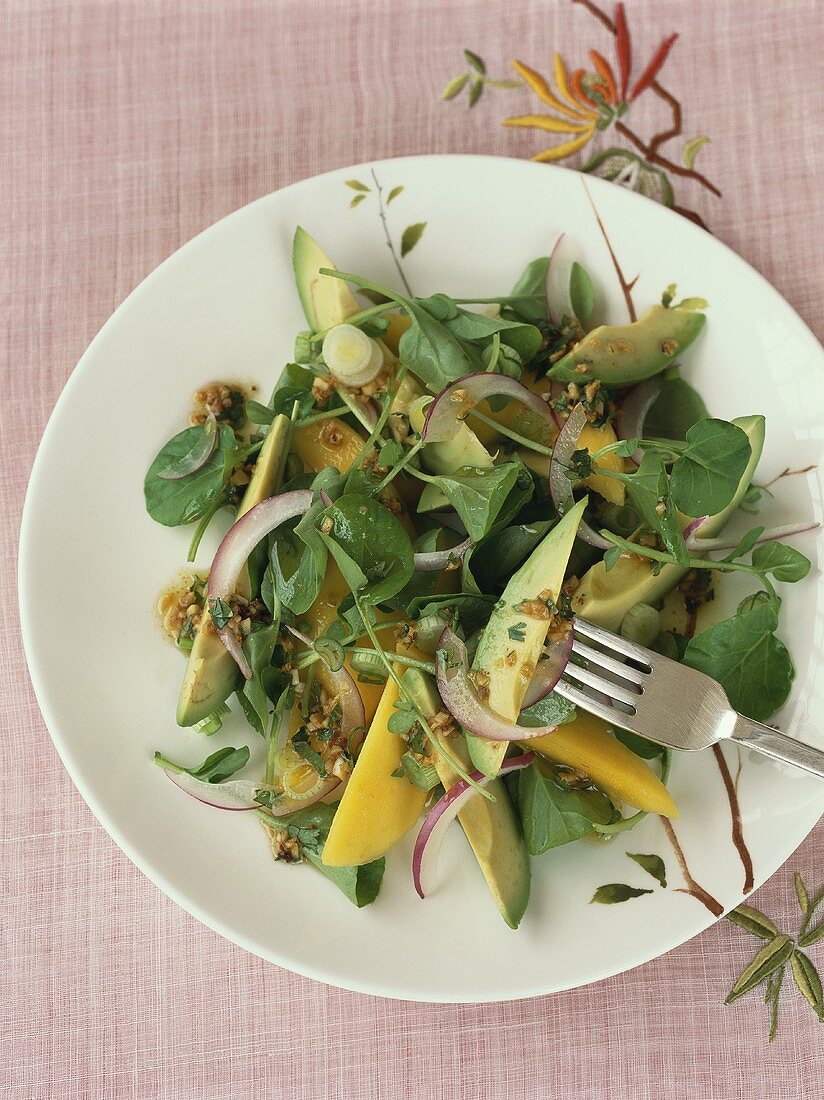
[269,828,303,863]
[660,339,679,357]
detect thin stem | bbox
[467,409,553,456]
[153,753,186,774]
[372,438,424,495]
[187,493,228,562]
[370,169,414,297]
[294,406,353,429]
[349,363,408,474]
[310,301,396,344]
[349,647,436,675]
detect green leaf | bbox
[268,804,385,907]
[317,493,415,604]
[429,462,522,541]
[463,48,487,74]
[470,520,553,591]
[437,307,543,363]
[291,729,328,778]
[627,852,667,888]
[345,179,371,192]
[400,222,427,258]
[613,728,665,759]
[795,872,811,916]
[725,934,796,1003]
[626,452,689,565]
[752,541,811,583]
[603,545,621,572]
[518,691,576,728]
[670,419,752,517]
[144,424,238,526]
[208,597,233,630]
[682,135,710,170]
[790,951,824,1021]
[518,764,615,854]
[569,262,595,323]
[442,73,469,100]
[246,400,276,425]
[684,598,794,722]
[155,745,250,784]
[398,301,476,391]
[725,903,779,940]
[240,618,282,734]
[349,193,367,208]
[644,377,709,441]
[591,884,654,904]
[500,256,551,323]
[386,185,404,204]
[468,79,484,107]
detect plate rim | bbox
[18,153,824,1002]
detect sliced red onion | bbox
[687,521,820,553]
[682,515,710,543]
[412,752,534,898]
[548,402,612,549]
[436,627,564,741]
[616,380,660,464]
[157,412,218,479]
[165,768,343,816]
[421,373,556,444]
[545,234,573,326]
[165,770,259,810]
[207,489,314,678]
[413,536,472,572]
[521,627,575,708]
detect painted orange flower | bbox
[504,3,678,162]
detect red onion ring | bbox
[413,536,472,572]
[285,625,366,742]
[682,515,710,543]
[412,752,534,898]
[421,373,556,445]
[156,412,218,480]
[164,767,346,817]
[435,627,564,741]
[521,627,575,708]
[548,402,612,549]
[545,234,572,326]
[615,380,660,465]
[207,489,314,678]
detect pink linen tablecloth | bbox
[3,1,824,1096]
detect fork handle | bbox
[730,716,824,779]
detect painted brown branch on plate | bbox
[660,817,724,917]
[581,179,637,321]
[712,745,755,894]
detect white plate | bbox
[20,155,824,1002]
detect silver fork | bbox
[554,618,824,779]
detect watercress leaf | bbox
[723,525,765,562]
[246,400,276,425]
[603,545,622,572]
[626,452,689,565]
[644,377,709,441]
[178,745,250,783]
[684,598,794,722]
[438,309,543,363]
[501,255,551,323]
[591,884,654,904]
[292,729,328,777]
[518,691,576,728]
[569,261,595,323]
[429,462,522,542]
[390,529,441,610]
[145,423,237,526]
[752,541,812,583]
[268,803,385,906]
[613,728,665,759]
[627,852,667,888]
[670,419,752,516]
[518,764,615,854]
[415,293,459,321]
[398,301,477,391]
[317,493,415,604]
[470,520,553,592]
[240,618,282,732]
[407,592,495,634]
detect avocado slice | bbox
[403,668,530,929]
[176,414,292,726]
[571,414,766,631]
[549,304,706,385]
[466,497,588,779]
[293,226,360,332]
[409,396,494,477]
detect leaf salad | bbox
[145,228,815,927]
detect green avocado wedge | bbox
[549,304,706,385]
[176,414,291,726]
[293,226,360,332]
[403,668,530,930]
[467,497,587,779]
[571,415,766,631]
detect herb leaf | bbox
[145,423,238,526]
[644,376,709,441]
[591,883,654,904]
[752,542,811,583]
[626,452,689,565]
[154,745,250,784]
[317,493,414,604]
[670,419,752,517]
[427,462,523,541]
[518,764,615,854]
[684,597,794,722]
[569,261,595,323]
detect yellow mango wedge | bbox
[524,711,678,817]
[578,420,627,506]
[322,669,427,866]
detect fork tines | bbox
[554,618,652,723]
